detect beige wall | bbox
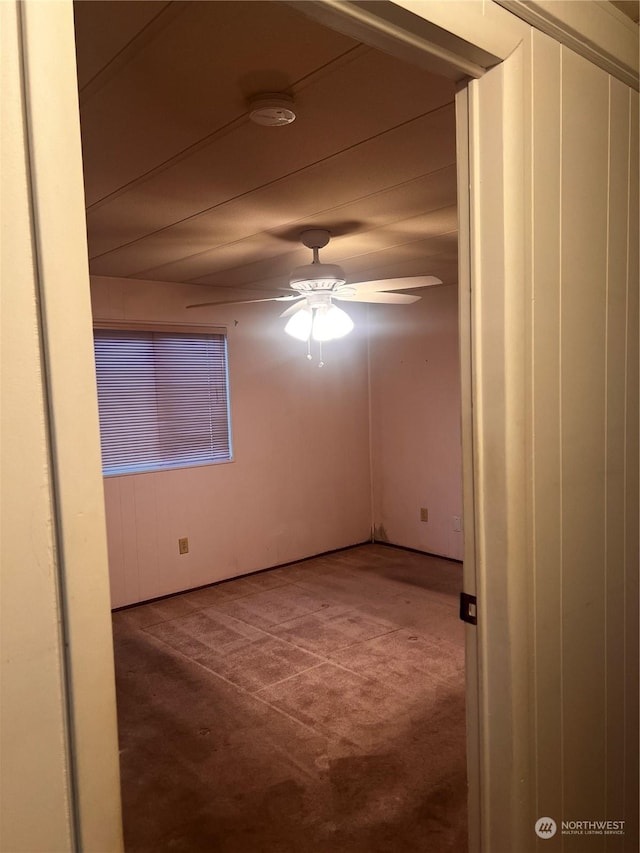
[92,275,464,607]
[369,284,463,559]
[92,276,374,606]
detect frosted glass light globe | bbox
[284,306,313,341]
[312,303,354,341]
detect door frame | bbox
[14,1,637,850]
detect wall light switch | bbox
[453,516,463,533]
[178,537,189,555]
[420,508,429,523]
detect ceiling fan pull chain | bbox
[318,340,325,368]
[306,337,312,361]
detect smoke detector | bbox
[248,93,296,127]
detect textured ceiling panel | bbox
[78,1,360,203]
[131,165,458,284]
[74,0,172,90]
[73,0,459,295]
[84,51,454,254]
[87,105,455,276]
[190,208,458,291]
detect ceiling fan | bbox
[187,229,441,360]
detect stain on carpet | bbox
[113,544,466,852]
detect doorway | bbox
[73,1,471,850]
[12,2,636,851]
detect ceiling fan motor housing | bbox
[289,262,346,291]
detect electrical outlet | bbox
[178,537,189,555]
[453,516,463,533]
[420,508,429,523]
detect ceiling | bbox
[72,1,458,301]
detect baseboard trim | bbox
[112,540,372,611]
[371,539,464,565]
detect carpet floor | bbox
[112,543,467,853]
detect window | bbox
[93,327,232,475]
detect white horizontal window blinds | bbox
[94,329,231,475]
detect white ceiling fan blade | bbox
[335,291,421,304]
[280,300,307,318]
[347,275,442,294]
[187,294,299,309]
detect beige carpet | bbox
[112,543,467,852]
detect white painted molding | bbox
[298,0,640,93]
[293,0,500,80]
[391,0,531,60]
[18,1,124,849]
[455,83,482,853]
[495,0,639,89]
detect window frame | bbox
[92,321,233,477]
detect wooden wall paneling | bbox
[94,281,373,606]
[102,478,126,608]
[133,475,163,601]
[368,285,462,559]
[169,469,198,594]
[604,75,632,851]
[623,88,639,851]
[469,27,638,850]
[121,478,142,606]
[530,29,563,827]
[560,47,609,836]
[105,477,141,608]
[150,473,177,598]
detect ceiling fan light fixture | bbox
[311,303,354,341]
[284,306,313,341]
[284,298,354,344]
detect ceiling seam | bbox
[146,217,458,287]
[189,243,458,290]
[78,0,187,104]
[148,227,458,287]
[190,246,460,291]
[88,101,455,262]
[128,167,458,280]
[84,43,370,213]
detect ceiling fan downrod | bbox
[301,228,331,268]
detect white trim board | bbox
[496,0,639,89]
